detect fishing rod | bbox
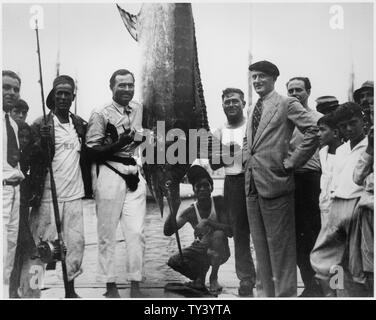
[34,19,70,297]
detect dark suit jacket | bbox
[244,91,319,199]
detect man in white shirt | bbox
[20,75,91,298]
[311,102,369,296]
[86,69,147,298]
[2,70,24,298]
[209,88,256,297]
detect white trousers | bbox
[2,185,20,298]
[19,199,84,298]
[95,163,147,283]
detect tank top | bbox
[193,197,217,223]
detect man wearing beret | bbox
[245,61,319,297]
[19,75,92,298]
[286,77,322,296]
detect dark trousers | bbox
[224,174,256,287]
[294,171,321,289]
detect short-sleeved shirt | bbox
[86,100,143,158]
[42,115,84,202]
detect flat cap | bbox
[249,60,280,77]
[46,75,75,109]
[353,81,374,103]
[316,95,339,115]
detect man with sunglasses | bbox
[164,165,232,295]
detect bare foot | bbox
[209,278,223,293]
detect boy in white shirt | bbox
[311,102,368,296]
[317,113,342,228]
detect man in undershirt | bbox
[164,165,232,294]
[209,87,256,297]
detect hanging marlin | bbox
[116,3,210,228]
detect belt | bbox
[2,179,21,187]
[226,173,244,178]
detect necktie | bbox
[5,113,20,167]
[252,98,263,140]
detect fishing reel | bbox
[33,238,67,264]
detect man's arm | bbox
[203,219,232,238]
[209,128,225,171]
[284,98,320,170]
[85,111,134,161]
[163,206,192,236]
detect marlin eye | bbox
[165,180,172,188]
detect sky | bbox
[1,1,374,130]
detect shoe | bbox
[66,292,81,299]
[103,288,121,298]
[238,284,254,297]
[299,281,324,297]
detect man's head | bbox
[315,95,339,115]
[110,69,135,106]
[286,77,311,107]
[17,122,33,151]
[334,102,364,143]
[221,88,246,123]
[317,113,340,148]
[249,60,279,98]
[353,81,373,109]
[46,75,75,115]
[10,99,29,124]
[2,70,21,112]
[353,81,374,125]
[187,165,213,202]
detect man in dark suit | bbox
[244,61,319,297]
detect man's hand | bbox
[283,158,294,173]
[194,219,211,239]
[117,129,135,148]
[40,124,53,139]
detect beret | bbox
[187,165,213,187]
[315,95,339,115]
[249,60,280,77]
[46,75,75,109]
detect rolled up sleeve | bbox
[86,111,106,148]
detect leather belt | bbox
[2,179,21,187]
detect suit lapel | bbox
[252,91,279,148]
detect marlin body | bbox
[117,3,209,218]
